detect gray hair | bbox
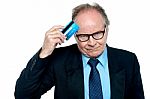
[72,3,110,26]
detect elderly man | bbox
[15,3,144,99]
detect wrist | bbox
[39,49,52,58]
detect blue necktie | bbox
[88,58,103,99]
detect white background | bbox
[0,0,150,99]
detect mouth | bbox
[86,47,99,51]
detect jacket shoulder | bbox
[107,46,138,66]
[107,46,136,57]
[53,44,79,55]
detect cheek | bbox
[97,39,106,46]
[77,42,86,50]
[77,42,87,53]
[97,33,108,45]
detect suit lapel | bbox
[65,45,84,99]
[107,46,125,99]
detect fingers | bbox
[46,25,66,44]
[48,25,64,33]
[39,25,66,58]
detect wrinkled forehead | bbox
[74,9,105,22]
[74,9,105,33]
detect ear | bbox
[106,25,109,33]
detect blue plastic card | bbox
[62,21,79,40]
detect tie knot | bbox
[88,58,99,68]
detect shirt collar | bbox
[97,46,108,68]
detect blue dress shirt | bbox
[82,47,111,99]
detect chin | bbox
[91,55,100,58]
[87,52,101,58]
[78,46,103,58]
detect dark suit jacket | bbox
[15,44,144,99]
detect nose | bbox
[87,36,96,46]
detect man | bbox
[15,3,144,99]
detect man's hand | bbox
[39,25,66,58]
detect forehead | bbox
[74,9,105,33]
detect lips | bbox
[86,48,99,52]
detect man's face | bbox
[74,9,108,58]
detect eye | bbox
[92,31,105,40]
[93,32,103,36]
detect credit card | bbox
[62,21,79,40]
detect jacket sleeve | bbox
[132,54,145,99]
[14,49,55,99]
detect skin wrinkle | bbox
[74,9,108,58]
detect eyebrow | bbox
[76,25,106,35]
[76,29,105,35]
[93,30,105,34]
